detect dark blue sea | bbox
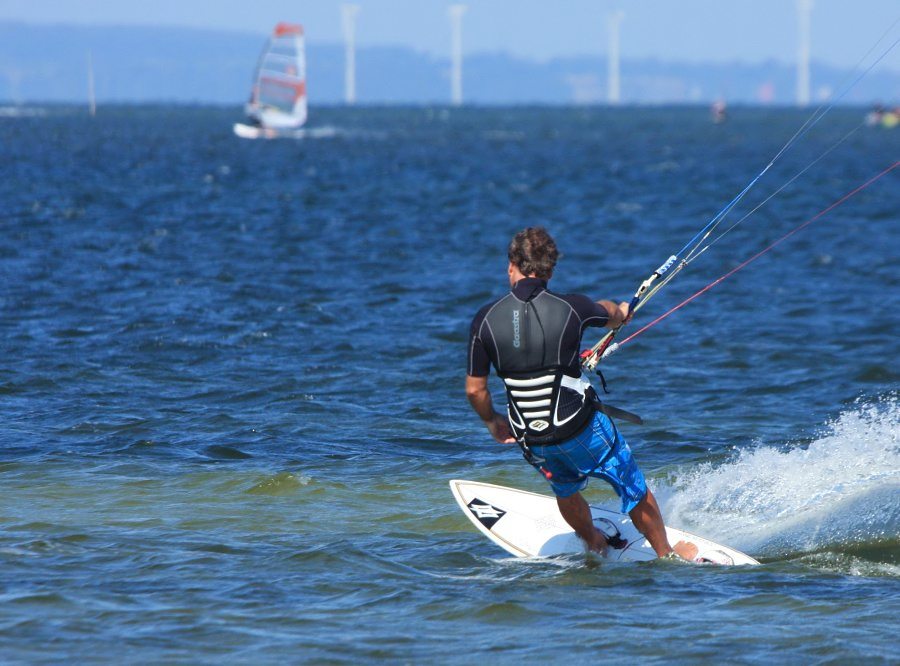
[1,104,898,664]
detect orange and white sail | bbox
[245,23,307,129]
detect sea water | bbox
[1,105,898,663]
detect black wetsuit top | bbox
[468,278,610,445]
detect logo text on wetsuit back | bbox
[512,309,520,348]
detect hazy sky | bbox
[2,0,899,71]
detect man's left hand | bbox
[486,414,516,444]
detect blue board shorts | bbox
[525,411,648,514]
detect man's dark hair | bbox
[508,227,559,279]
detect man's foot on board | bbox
[673,540,698,560]
[585,529,609,557]
[661,540,699,562]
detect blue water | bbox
[1,105,898,664]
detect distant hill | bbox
[0,21,897,106]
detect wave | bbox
[658,394,899,567]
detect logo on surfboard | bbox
[467,498,506,529]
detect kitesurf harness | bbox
[504,370,643,444]
[502,369,596,446]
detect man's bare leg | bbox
[628,489,698,561]
[557,492,608,556]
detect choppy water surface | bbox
[1,105,898,663]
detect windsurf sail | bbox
[244,23,307,130]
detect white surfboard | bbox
[450,479,759,566]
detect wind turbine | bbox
[448,5,466,106]
[342,4,360,105]
[607,11,625,105]
[87,50,96,117]
[796,0,813,106]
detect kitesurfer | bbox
[466,226,697,561]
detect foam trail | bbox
[658,395,900,559]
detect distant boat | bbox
[233,23,308,139]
